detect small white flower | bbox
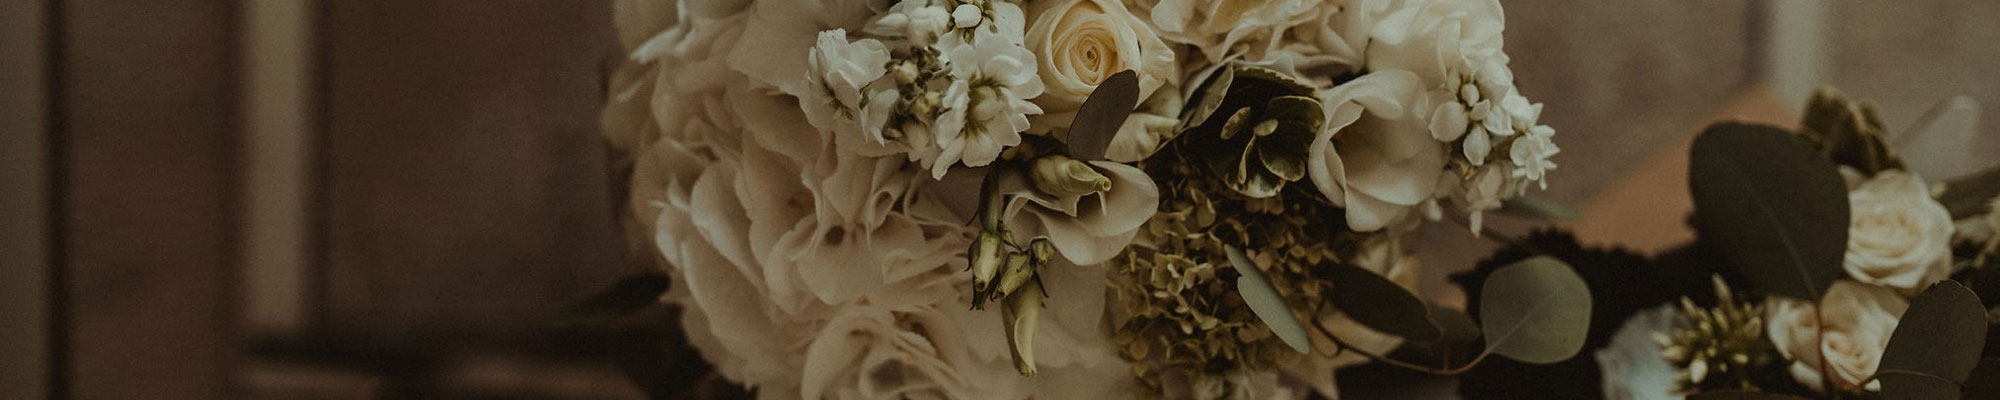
[1428,98,1469,142]
[1463,124,1491,165]
[909,5,955,44]
[1500,90,1541,130]
[801,29,891,133]
[1844,170,1954,290]
[931,30,1044,178]
[1509,125,1558,186]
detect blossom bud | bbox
[968,231,1005,293]
[1003,280,1043,376]
[951,4,982,28]
[1030,155,1111,197]
[892,60,921,85]
[992,251,1034,299]
[1028,238,1054,267]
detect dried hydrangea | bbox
[1110,139,1377,398]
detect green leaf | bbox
[1226,245,1310,354]
[1685,391,1813,400]
[556,272,671,327]
[1497,196,1581,221]
[1067,70,1139,162]
[1323,263,1440,340]
[1940,164,2000,219]
[1428,304,1481,344]
[1880,281,1989,400]
[1478,256,1591,364]
[1688,123,1849,300]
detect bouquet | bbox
[599,0,1588,398]
[1450,89,2000,400]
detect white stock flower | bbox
[1147,0,1325,61]
[1308,70,1447,231]
[727,0,880,94]
[932,30,1045,178]
[1024,0,1177,132]
[1844,170,1955,290]
[801,29,891,135]
[1764,281,1909,392]
[1509,124,1558,186]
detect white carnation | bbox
[801,29,891,135]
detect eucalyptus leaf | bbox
[556,272,671,327]
[1688,123,1849,300]
[1067,70,1139,162]
[1428,304,1481,344]
[1324,263,1440,340]
[1497,196,1581,221]
[1478,256,1591,364]
[1685,391,1813,400]
[1880,281,1988,400]
[1940,164,2000,219]
[1225,245,1310,354]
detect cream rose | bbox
[1764,281,1909,392]
[1844,170,1954,291]
[1024,0,1175,127]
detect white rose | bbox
[1023,0,1176,131]
[1764,281,1909,392]
[1365,0,1506,87]
[1308,70,1447,231]
[1146,0,1325,61]
[1844,170,1954,291]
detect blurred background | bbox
[1,0,1995,398]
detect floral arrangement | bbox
[598,0,1591,398]
[1449,89,2000,400]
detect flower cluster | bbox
[608,0,1560,398]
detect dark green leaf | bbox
[1479,256,1592,364]
[1428,304,1481,344]
[1881,281,1989,400]
[1688,123,1849,300]
[1940,164,2000,219]
[1497,196,1581,221]
[1226,245,1310,354]
[1067,69,1139,162]
[556,272,671,327]
[1686,390,1813,400]
[1324,263,1440,340]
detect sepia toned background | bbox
[1,0,1995,398]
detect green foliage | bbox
[1688,123,1849,300]
[1797,87,1903,174]
[1226,245,1311,354]
[1323,262,1441,341]
[1478,256,1593,364]
[1066,70,1139,162]
[1880,281,1989,400]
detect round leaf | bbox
[1226,245,1310,354]
[1880,281,1989,400]
[1688,123,1849,300]
[1478,256,1591,364]
[1324,263,1440,340]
